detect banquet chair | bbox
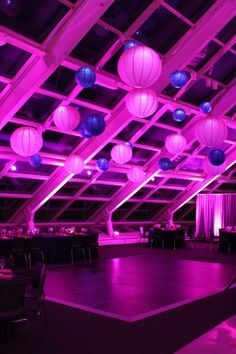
[69,236,86,264]
[11,238,28,268]
[139,226,148,245]
[28,237,45,269]
[82,233,99,262]
[208,230,220,252]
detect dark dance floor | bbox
[45,254,236,322]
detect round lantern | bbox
[84,114,105,136]
[96,158,109,171]
[0,0,21,17]
[53,105,80,131]
[118,46,162,87]
[78,121,93,138]
[29,154,42,167]
[127,166,145,183]
[75,66,96,88]
[10,127,43,157]
[64,155,84,174]
[126,88,158,117]
[165,134,187,154]
[111,143,133,164]
[208,149,225,166]
[172,108,186,122]
[158,157,171,171]
[124,40,139,51]
[170,70,189,88]
[199,101,212,114]
[204,159,226,176]
[125,141,133,149]
[195,117,228,147]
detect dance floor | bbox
[45,254,236,322]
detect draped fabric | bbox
[196,194,236,239]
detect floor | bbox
[176,314,236,354]
[45,252,236,322]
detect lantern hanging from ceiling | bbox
[75,66,96,88]
[64,155,84,174]
[29,154,42,167]
[199,101,212,114]
[165,133,187,154]
[10,127,43,157]
[208,149,225,166]
[204,159,226,176]
[96,158,109,172]
[53,105,80,131]
[123,40,139,51]
[170,70,189,88]
[172,108,186,122]
[118,46,162,87]
[0,0,21,17]
[111,143,133,164]
[127,166,145,183]
[158,157,171,171]
[195,116,228,147]
[126,88,158,118]
[78,121,93,138]
[84,114,105,136]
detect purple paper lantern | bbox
[172,108,186,122]
[53,105,80,131]
[118,46,162,87]
[96,158,109,172]
[170,70,189,88]
[30,154,42,167]
[75,66,96,88]
[64,155,84,174]
[195,117,228,147]
[10,127,43,157]
[199,101,212,114]
[111,143,133,164]
[84,114,105,136]
[0,0,21,17]
[123,40,139,51]
[208,149,225,166]
[127,166,145,183]
[165,134,187,154]
[78,121,93,138]
[158,157,171,171]
[126,88,158,117]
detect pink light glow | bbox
[114,231,120,236]
[11,165,17,171]
[87,170,92,176]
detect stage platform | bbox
[45,254,236,322]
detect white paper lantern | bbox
[64,155,84,174]
[204,159,226,176]
[111,143,132,164]
[195,117,228,147]
[53,105,80,131]
[126,88,158,117]
[127,166,145,183]
[118,46,162,87]
[165,134,187,154]
[10,127,43,157]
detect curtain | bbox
[196,194,236,239]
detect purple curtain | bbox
[196,194,236,239]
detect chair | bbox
[208,230,220,252]
[139,227,148,245]
[69,236,86,264]
[11,238,28,268]
[82,234,99,262]
[28,237,45,268]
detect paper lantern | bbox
[30,154,42,167]
[75,66,96,88]
[64,155,84,174]
[84,114,105,136]
[111,143,133,164]
[53,105,80,131]
[126,88,158,117]
[208,149,225,166]
[78,121,93,138]
[10,127,43,157]
[204,159,226,176]
[118,46,162,87]
[172,108,186,122]
[96,158,109,171]
[199,101,212,114]
[124,40,139,51]
[195,117,228,147]
[170,70,189,88]
[158,157,171,171]
[165,134,187,154]
[0,0,21,17]
[127,166,145,183]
